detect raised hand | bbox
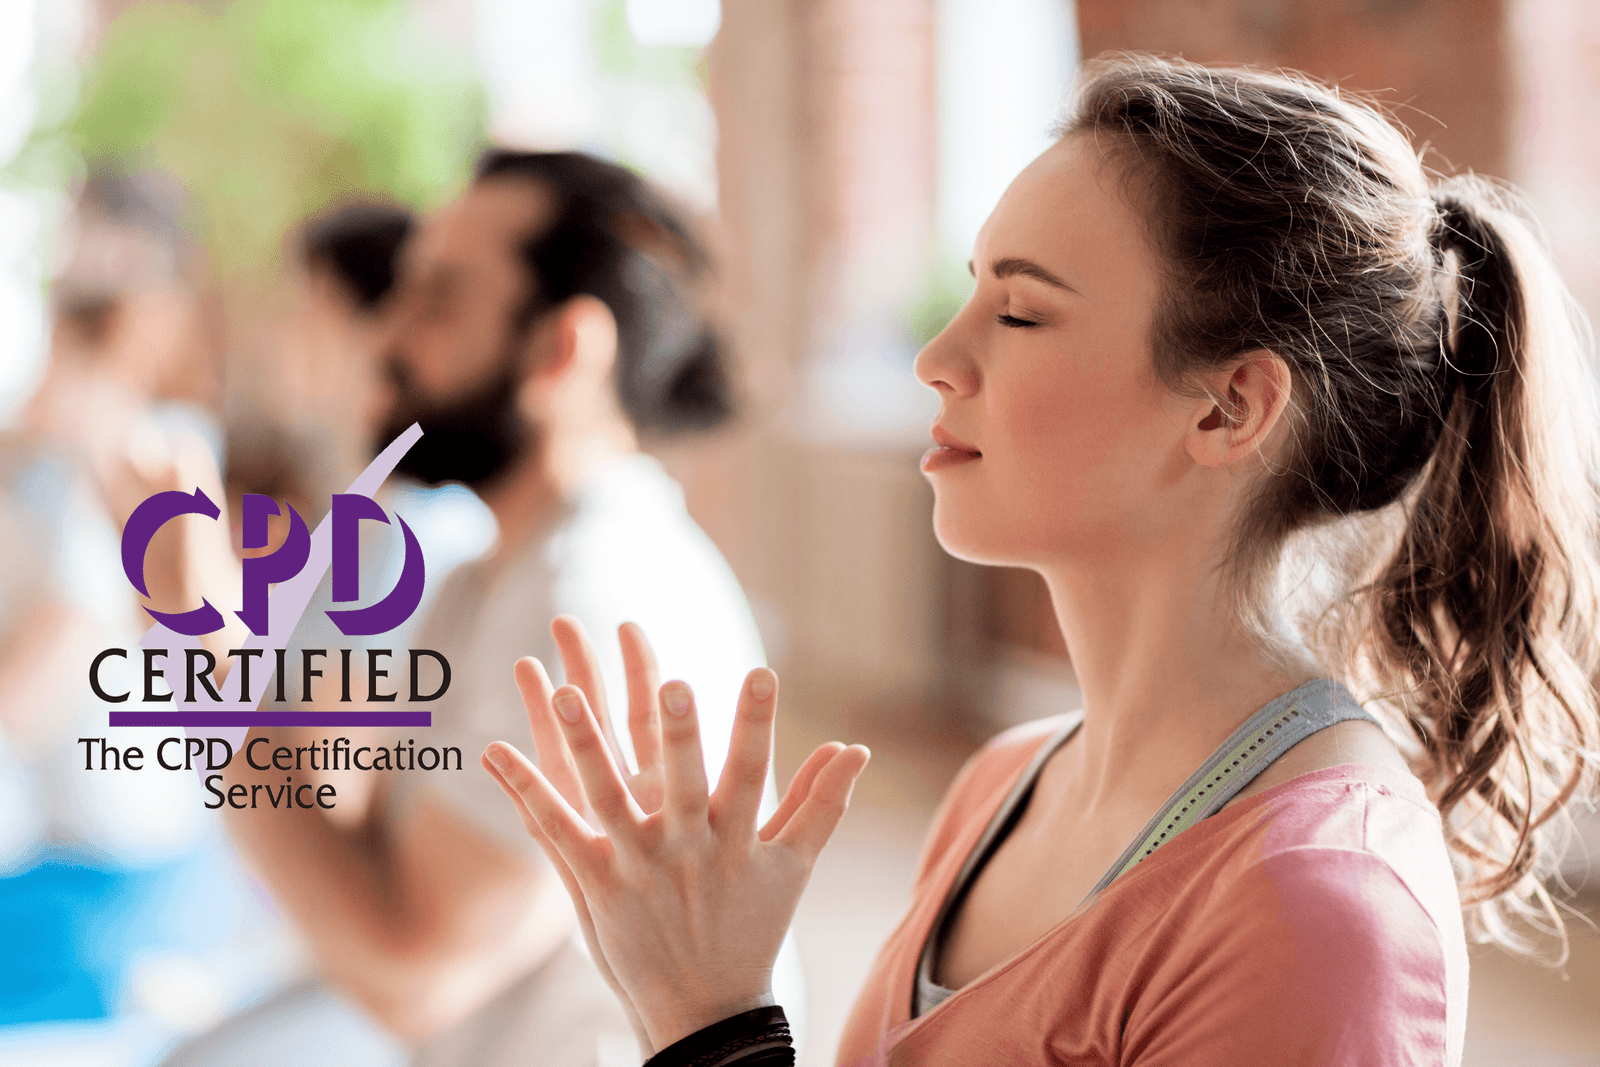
[480,619,870,1054]
[549,617,668,814]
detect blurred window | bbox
[473,0,718,209]
[0,0,82,423]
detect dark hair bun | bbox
[302,202,414,311]
[475,150,734,437]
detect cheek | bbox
[994,350,1148,506]
[941,342,1174,560]
[1002,370,1118,481]
[414,314,503,398]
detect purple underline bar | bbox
[109,712,433,727]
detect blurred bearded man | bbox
[223,151,800,1067]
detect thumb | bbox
[770,745,870,860]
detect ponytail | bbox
[1365,178,1600,951]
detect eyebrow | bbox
[969,256,1078,293]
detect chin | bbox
[929,498,1022,567]
[931,489,1097,569]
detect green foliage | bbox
[905,253,976,349]
[593,0,703,81]
[68,0,485,279]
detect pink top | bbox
[836,717,1469,1066]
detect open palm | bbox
[481,617,870,1055]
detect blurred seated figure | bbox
[223,201,491,813]
[267,201,415,513]
[0,169,286,1065]
[220,150,799,1067]
[152,202,437,1067]
[226,201,490,610]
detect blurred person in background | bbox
[155,201,432,1067]
[257,201,416,516]
[482,56,1600,1066]
[215,197,489,831]
[223,202,418,559]
[220,149,799,1067]
[0,169,282,1061]
[267,199,494,611]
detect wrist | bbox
[642,1006,792,1067]
[642,989,776,1052]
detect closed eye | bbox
[996,313,1040,329]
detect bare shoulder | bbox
[1224,718,1414,808]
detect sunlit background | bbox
[1,1,1598,1065]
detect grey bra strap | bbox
[1079,677,1378,902]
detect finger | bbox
[658,680,710,819]
[710,668,778,837]
[483,751,593,897]
[552,684,647,834]
[618,622,664,777]
[758,741,845,842]
[514,657,585,808]
[771,745,871,860]
[552,616,630,773]
[483,756,619,1005]
[481,742,601,871]
[483,752,620,981]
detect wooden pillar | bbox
[708,0,945,720]
[1508,0,1600,323]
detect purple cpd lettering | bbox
[120,487,226,636]
[237,494,312,636]
[324,493,426,637]
[118,487,425,637]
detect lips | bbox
[931,426,979,453]
[922,425,981,473]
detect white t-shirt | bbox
[0,437,213,865]
[388,455,801,1067]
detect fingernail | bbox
[554,691,583,723]
[663,685,690,717]
[749,672,774,701]
[484,745,509,772]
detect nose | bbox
[913,314,980,398]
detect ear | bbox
[1185,351,1292,468]
[524,294,619,387]
[519,295,621,422]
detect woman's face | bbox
[915,135,1202,568]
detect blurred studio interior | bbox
[0,0,1598,1065]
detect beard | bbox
[375,341,533,491]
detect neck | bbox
[477,418,639,565]
[1036,527,1313,814]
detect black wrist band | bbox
[642,1005,794,1067]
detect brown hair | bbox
[1064,54,1600,955]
